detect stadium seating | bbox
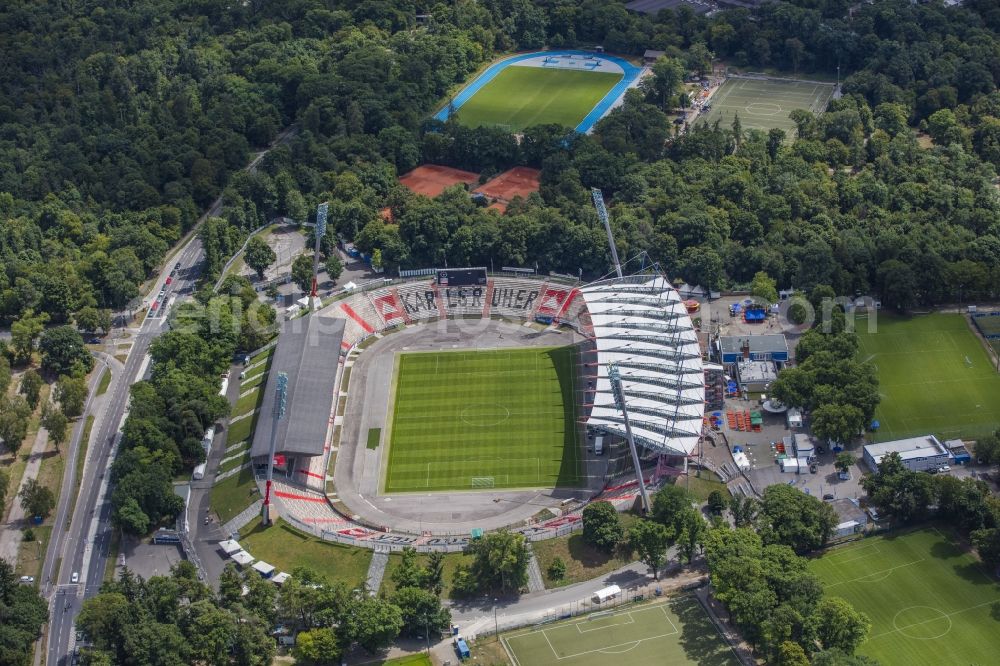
[439,283,489,316]
[534,283,575,320]
[489,277,545,318]
[368,288,411,327]
[335,301,376,351]
[393,280,442,321]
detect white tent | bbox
[252,560,276,578]
[733,451,751,471]
[786,408,803,429]
[271,572,291,585]
[230,550,254,567]
[218,539,242,555]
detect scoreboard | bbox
[436,267,487,287]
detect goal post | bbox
[472,476,495,489]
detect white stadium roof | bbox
[580,275,704,456]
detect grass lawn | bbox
[532,514,640,588]
[210,465,260,523]
[856,313,1000,441]
[383,347,583,493]
[380,551,473,598]
[503,595,739,666]
[234,387,262,417]
[666,474,731,504]
[96,368,112,396]
[226,412,256,448]
[239,517,371,588]
[378,656,432,666]
[455,66,620,131]
[808,527,1000,665]
[701,77,834,134]
[15,525,51,583]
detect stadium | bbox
[249,268,707,544]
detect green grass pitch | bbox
[808,528,1000,665]
[856,313,1000,441]
[383,346,583,492]
[700,77,834,134]
[455,66,620,131]
[503,596,740,666]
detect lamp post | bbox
[494,598,499,641]
[262,372,288,526]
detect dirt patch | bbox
[399,164,480,198]
[474,166,541,203]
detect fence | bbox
[971,311,1000,339]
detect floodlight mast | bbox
[608,364,651,513]
[311,203,329,298]
[591,188,623,279]
[262,372,288,526]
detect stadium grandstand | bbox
[579,275,706,458]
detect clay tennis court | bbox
[474,166,541,202]
[398,164,480,198]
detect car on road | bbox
[19,575,34,584]
[822,493,835,501]
[71,572,79,583]
[938,465,951,473]
[165,276,172,285]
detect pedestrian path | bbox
[526,550,545,592]
[222,499,262,536]
[367,548,390,592]
[0,400,51,564]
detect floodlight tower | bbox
[608,364,651,514]
[310,202,329,304]
[591,188,623,279]
[262,372,288,526]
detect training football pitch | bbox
[454,66,621,131]
[856,313,1000,441]
[382,346,583,492]
[809,528,1000,665]
[503,595,739,666]
[700,77,835,134]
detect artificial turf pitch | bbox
[856,313,1000,441]
[454,66,620,131]
[809,528,1000,666]
[700,77,834,133]
[383,346,583,492]
[503,595,739,666]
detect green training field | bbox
[856,313,1000,441]
[503,595,739,666]
[809,528,1000,666]
[700,77,834,134]
[383,346,583,492]
[455,66,620,131]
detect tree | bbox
[547,557,566,581]
[390,548,425,590]
[324,254,343,283]
[467,530,530,594]
[861,452,935,523]
[55,375,88,418]
[19,369,43,409]
[39,325,93,376]
[758,485,836,553]
[0,354,10,394]
[41,406,68,451]
[217,564,243,609]
[0,469,8,509]
[727,496,758,529]
[424,551,445,596]
[19,478,55,520]
[244,236,277,280]
[10,311,48,364]
[291,253,314,293]
[627,521,671,580]
[810,597,871,654]
[652,484,692,533]
[75,307,112,335]
[777,641,810,666]
[294,628,340,665]
[641,56,685,107]
[344,596,403,653]
[582,501,624,552]
[810,649,880,666]
[0,395,31,453]
[834,453,856,474]
[876,259,917,311]
[0,559,49,664]
[391,586,451,638]
[676,509,706,564]
[809,403,864,446]
[707,490,728,515]
[750,271,779,304]
[971,528,1000,569]
[686,42,714,78]
[974,429,1000,464]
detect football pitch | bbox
[454,66,621,131]
[503,595,739,666]
[382,346,583,492]
[809,528,1000,666]
[856,313,1000,441]
[700,77,835,134]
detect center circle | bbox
[892,606,952,640]
[461,403,511,427]
[745,102,782,116]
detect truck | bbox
[192,463,207,481]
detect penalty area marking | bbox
[823,558,925,588]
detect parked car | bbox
[938,465,951,473]
[19,575,34,584]
[822,493,835,501]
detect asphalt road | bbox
[42,126,298,665]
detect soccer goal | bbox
[471,476,495,489]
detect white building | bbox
[862,435,951,473]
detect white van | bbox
[193,463,207,481]
[594,436,604,456]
